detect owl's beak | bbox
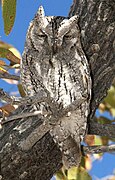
[48,37,62,54]
[49,38,58,54]
[52,43,57,54]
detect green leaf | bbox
[2,0,17,35]
[55,167,68,180]
[110,108,115,117]
[56,172,67,180]
[67,167,91,180]
[104,86,115,108]
[94,136,103,145]
[97,117,112,124]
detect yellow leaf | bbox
[0,104,15,116]
[67,166,91,180]
[55,166,68,180]
[0,41,21,64]
[109,176,115,180]
[18,84,26,97]
[0,60,6,66]
[110,108,115,117]
[85,135,95,146]
[98,103,106,113]
[56,172,67,180]
[2,0,17,35]
[56,167,67,180]
[101,136,109,145]
[94,136,102,145]
[0,66,7,73]
[9,47,21,60]
[85,155,92,171]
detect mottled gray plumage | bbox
[21,6,91,168]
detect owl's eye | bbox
[64,34,72,38]
[64,31,72,39]
[39,35,46,38]
[38,29,47,38]
[38,34,47,37]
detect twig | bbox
[0,88,13,103]
[4,64,20,70]
[1,111,45,125]
[0,87,58,109]
[0,73,20,81]
[12,95,48,106]
[0,88,49,105]
[83,144,115,154]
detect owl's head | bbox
[32,6,80,53]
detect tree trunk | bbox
[0,0,114,179]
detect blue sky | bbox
[0,0,115,179]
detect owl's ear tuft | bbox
[37,6,45,17]
[35,6,48,29]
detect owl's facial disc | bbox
[36,6,79,52]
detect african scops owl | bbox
[21,6,92,168]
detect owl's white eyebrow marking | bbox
[58,15,78,37]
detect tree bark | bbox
[0,0,115,179]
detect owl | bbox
[21,6,92,168]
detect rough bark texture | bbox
[0,0,115,179]
[69,0,115,119]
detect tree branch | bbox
[83,144,115,154]
[89,122,115,139]
[0,88,48,105]
[1,111,45,125]
[0,73,19,80]
[0,88,13,103]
